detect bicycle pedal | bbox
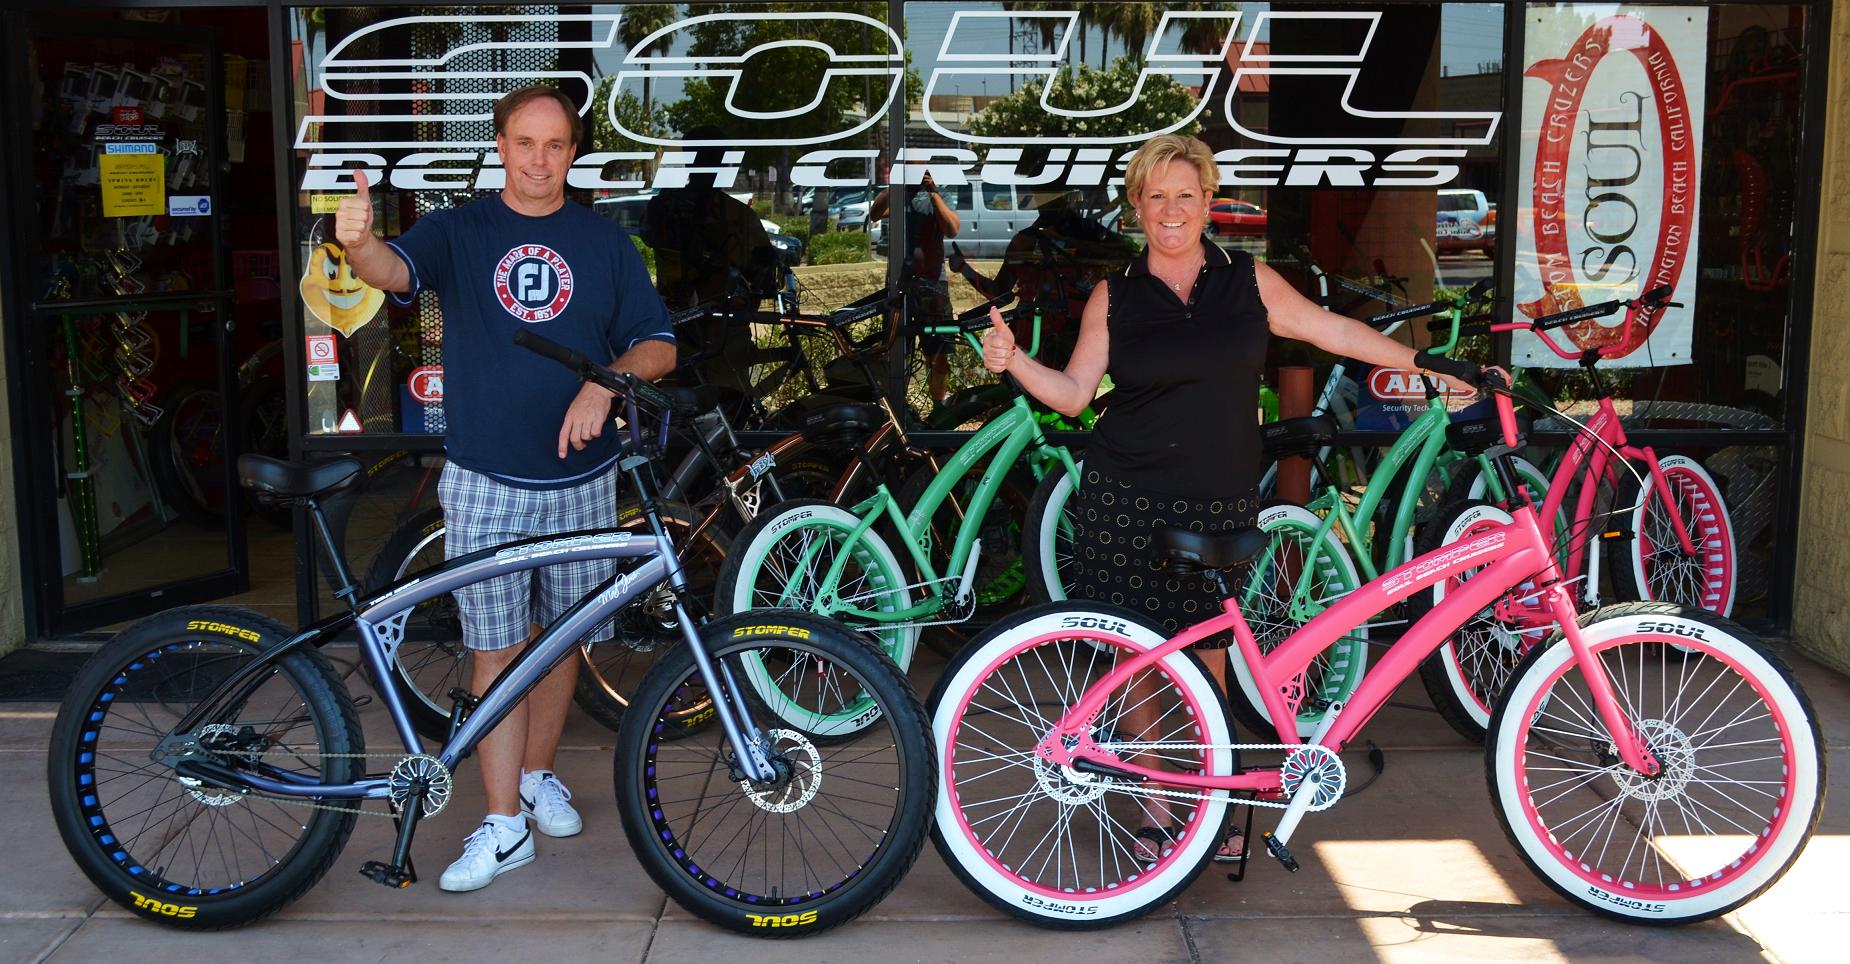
[360,860,416,889]
[1261,832,1300,873]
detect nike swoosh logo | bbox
[496,828,531,862]
[519,793,534,810]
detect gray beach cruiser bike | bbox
[47,330,933,935]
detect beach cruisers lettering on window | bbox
[295,7,1501,193]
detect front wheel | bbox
[615,610,933,936]
[715,499,917,738]
[1607,456,1737,617]
[48,606,363,928]
[929,602,1235,929]
[1487,603,1823,923]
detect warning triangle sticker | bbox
[336,409,363,433]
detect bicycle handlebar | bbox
[1491,285,1680,360]
[512,329,675,452]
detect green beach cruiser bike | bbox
[717,298,1082,738]
[47,331,933,935]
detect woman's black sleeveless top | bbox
[1088,242,1270,499]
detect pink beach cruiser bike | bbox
[1416,286,1741,740]
[927,370,1822,928]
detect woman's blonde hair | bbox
[1123,134,1220,201]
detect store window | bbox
[278,2,1810,627]
[287,3,896,442]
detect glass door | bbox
[6,13,250,635]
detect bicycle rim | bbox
[1628,458,1736,617]
[65,641,346,896]
[578,504,723,731]
[632,642,914,908]
[1494,617,1818,916]
[733,513,910,736]
[937,615,1232,916]
[1232,504,1366,737]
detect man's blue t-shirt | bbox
[388,194,672,489]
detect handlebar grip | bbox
[1480,369,1521,447]
[1466,276,1495,300]
[513,329,591,371]
[1533,299,1622,331]
[1413,350,1481,388]
[1641,285,1672,303]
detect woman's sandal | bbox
[1215,830,1247,863]
[1134,825,1247,863]
[1132,825,1181,863]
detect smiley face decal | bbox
[299,241,384,336]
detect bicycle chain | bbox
[1083,742,1344,813]
[181,748,439,820]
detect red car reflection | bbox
[1208,199,1267,237]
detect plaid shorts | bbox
[437,462,620,652]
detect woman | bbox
[981,134,1477,861]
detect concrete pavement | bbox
[3,640,1844,964]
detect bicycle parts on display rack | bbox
[47,331,934,936]
[1412,286,1743,741]
[928,369,1822,930]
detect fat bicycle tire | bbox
[928,601,1236,928]
[1606,456,1737,618]
[48,605,362,929]
[614,610,933,936]
[716,499,916,739]
[1486,602,1822,923]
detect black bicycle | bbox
[46,330,934,935]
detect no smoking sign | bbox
[305,334,340,382]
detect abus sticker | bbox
[298,8,1498,193]
[1367,368,1473,401]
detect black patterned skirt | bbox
[1071,466,1258,647]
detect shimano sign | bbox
[296,8,1498,192]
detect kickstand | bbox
[1224,797,1257,883]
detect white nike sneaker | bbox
[520,769,583,837]
[439,816,534,892]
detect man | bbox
[335,84,674,892]
[870,171,960,400]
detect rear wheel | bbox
[1410,500,1547,742]
[929,603,1234,928]
[716,499,916,738]
[1224,503,1367,739]
[1487,604,1822,922]
[47,606,361,928]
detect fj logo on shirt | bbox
[494,243,575,322]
